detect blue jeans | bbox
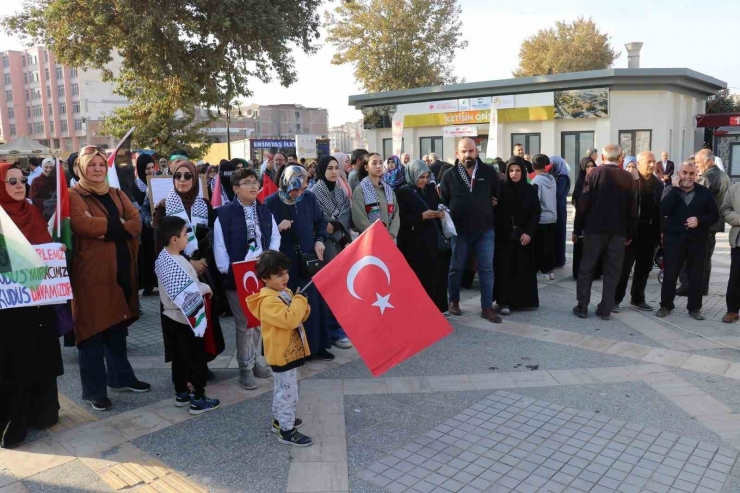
[327,309,347,341]
[448,229,495,309]
[77,323,137,401]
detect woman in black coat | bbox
[395,159,449,313]
[494,160,541,314]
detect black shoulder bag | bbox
[410,190,451,252]
[280,201,324,278]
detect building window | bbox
[44,68,49,80]
[23,73,27,84]
[420,137,443,159]
[9,124,15,136]
[72,101,80,114]
[619,130,652,157]
[27,107,31,118]
[60,119,68,133]
[382,138,405,159]
[44,50,48,62]
[59,101,66,114]
[32,105,42,117]
[32,71,39,82]
[57,84,65,97]
[27,123,32,134]
[74,118,83,131]
[21,55,25,67]
[78,137,86,147]
[70,67,78,78]
[25,90,29,101]
[511,133,541,156]
[5,90,12,102]
[34,121,44,134]
[71,83,79,96]
[46,85,51,97]
[7,107,14,119]
[47,104,53,116]
[31,88,40,99]
[2,57,8,68]
[49,120,54,133]
[56,66,62,79]
[561,132,595,173]
[728,143,740,178]
[3,73,10,85]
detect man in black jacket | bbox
[440,137,501,323]
[614,151,664,311]
[573,144,637,320]
[657,161,720,320]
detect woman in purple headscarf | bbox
[549,156,571,268]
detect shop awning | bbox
[695,112,740,127]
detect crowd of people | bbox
[1,136,736,450]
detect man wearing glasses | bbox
[213,168,282,390]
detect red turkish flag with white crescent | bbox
[312,221,453,376]
[232,259,263,328]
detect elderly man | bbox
[440,137,501,323]
[573,144,637,319]
[614,151,664,311]
[656,151,674,184]
[401,153,411,166]
[428,152,451,184]
[423,154,431,165]
[721,182,740,323]
[657,161,719,319]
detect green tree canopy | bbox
[325,0,468,93]
[513,17,619,78]
[706,89,740,114]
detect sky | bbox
[1,0,738,127]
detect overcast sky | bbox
[1,0,737,127]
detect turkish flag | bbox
[257,174,278,203]
[313,221,453,376]
[232,260,263,328]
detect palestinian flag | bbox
[0,207,46,289]
[54,158,73,252]
[106,127,136,189]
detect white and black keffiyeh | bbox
[236,197,261,253]
[155,249,207,336]
[359,177,394,224]
[312,180,351,220]
[165,189,209,256]
[456,162,477,191]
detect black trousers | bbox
[679,231,716,294]
[576,233,625,316]
[163,316,208,399]
[661,235,707,312]
[727,248,740,313]
[615,226,657,305]
[535,223,556,274]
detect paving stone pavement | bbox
[358,390,739,493]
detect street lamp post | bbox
[224,101,243,160]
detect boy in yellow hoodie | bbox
[246,251,312,447]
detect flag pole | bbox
[299,280,314,293]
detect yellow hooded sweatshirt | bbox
[246,287,311,372]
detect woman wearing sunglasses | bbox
[68,146,151,412]
[0,162,64,448]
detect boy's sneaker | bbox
[109,381,151,393]
[548,272,555,281]
[189,396,221,415]
[88,398,112,411]
[278,428,313,447]
[175,392,191,407]
[332,337,353,349]
[537,273,550,281]
[271,418,303,434]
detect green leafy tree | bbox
[703,89,740,146]
[513,17,619,77]
[325,0,468,93]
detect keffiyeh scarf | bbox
[165,189,209,256]
[456,162,478,191]
[154,249,207,337]
[237,196,261,254]
[134,178,152,226]
[359,177,394,225]
[312,180,351,220]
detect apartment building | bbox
[329,120,367,152]
[0,46,129,151]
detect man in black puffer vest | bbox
[657,161,719,320]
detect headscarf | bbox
[572,156,596,205]
[171,160,200,210]
[549,156,569,177]
[331,152,352,198]
[231,158,249,170]
[77,147,110,195]
[503,160,529,202]
[508,156,532,176]
[382,155,406,189]
[313,156,351,220]
[317,155,338,191]
[31,159,57,201]
[218,160,237,202]
[278,165,308,205]
[623,155,637,170]
[134,153,154,205]
[404,159,431,188]
[0,163,52,244]
[67,152,79,184]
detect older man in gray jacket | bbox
[721,182,740,323]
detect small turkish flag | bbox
[313,221,453,376]
[257,175,278,203]
[232,259,263,328]
[210,174,223,208]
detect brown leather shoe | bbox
[448,301,461,316]
[723,312,739,324]
[481,307,502,324]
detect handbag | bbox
[410,190,451,252]
[509,216,524,243]
[281,201,324,278]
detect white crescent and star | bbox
[346,255,394,315]
[242,271,259,294]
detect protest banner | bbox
[0,242,73,310]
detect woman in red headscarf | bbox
[0,162,64,448]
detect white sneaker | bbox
[333,337,353,349]
[548,272,555,280]
[537,273,549,281]
[499,306,511,315]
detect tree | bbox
[325,0,468,93]
[513,17,618,78]
[702,89,740,147]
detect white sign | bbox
[493,95,514,109]
[443,125,478,137]
[0,243,72,309]
[148,175,209,212]
[486,110,499,159]
[428,100,458,113]
[470,97,492,110]
[458,99,470,111]
[295,134,317,160]
[391,111,404,155]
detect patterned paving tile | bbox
[359,391,737,493]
